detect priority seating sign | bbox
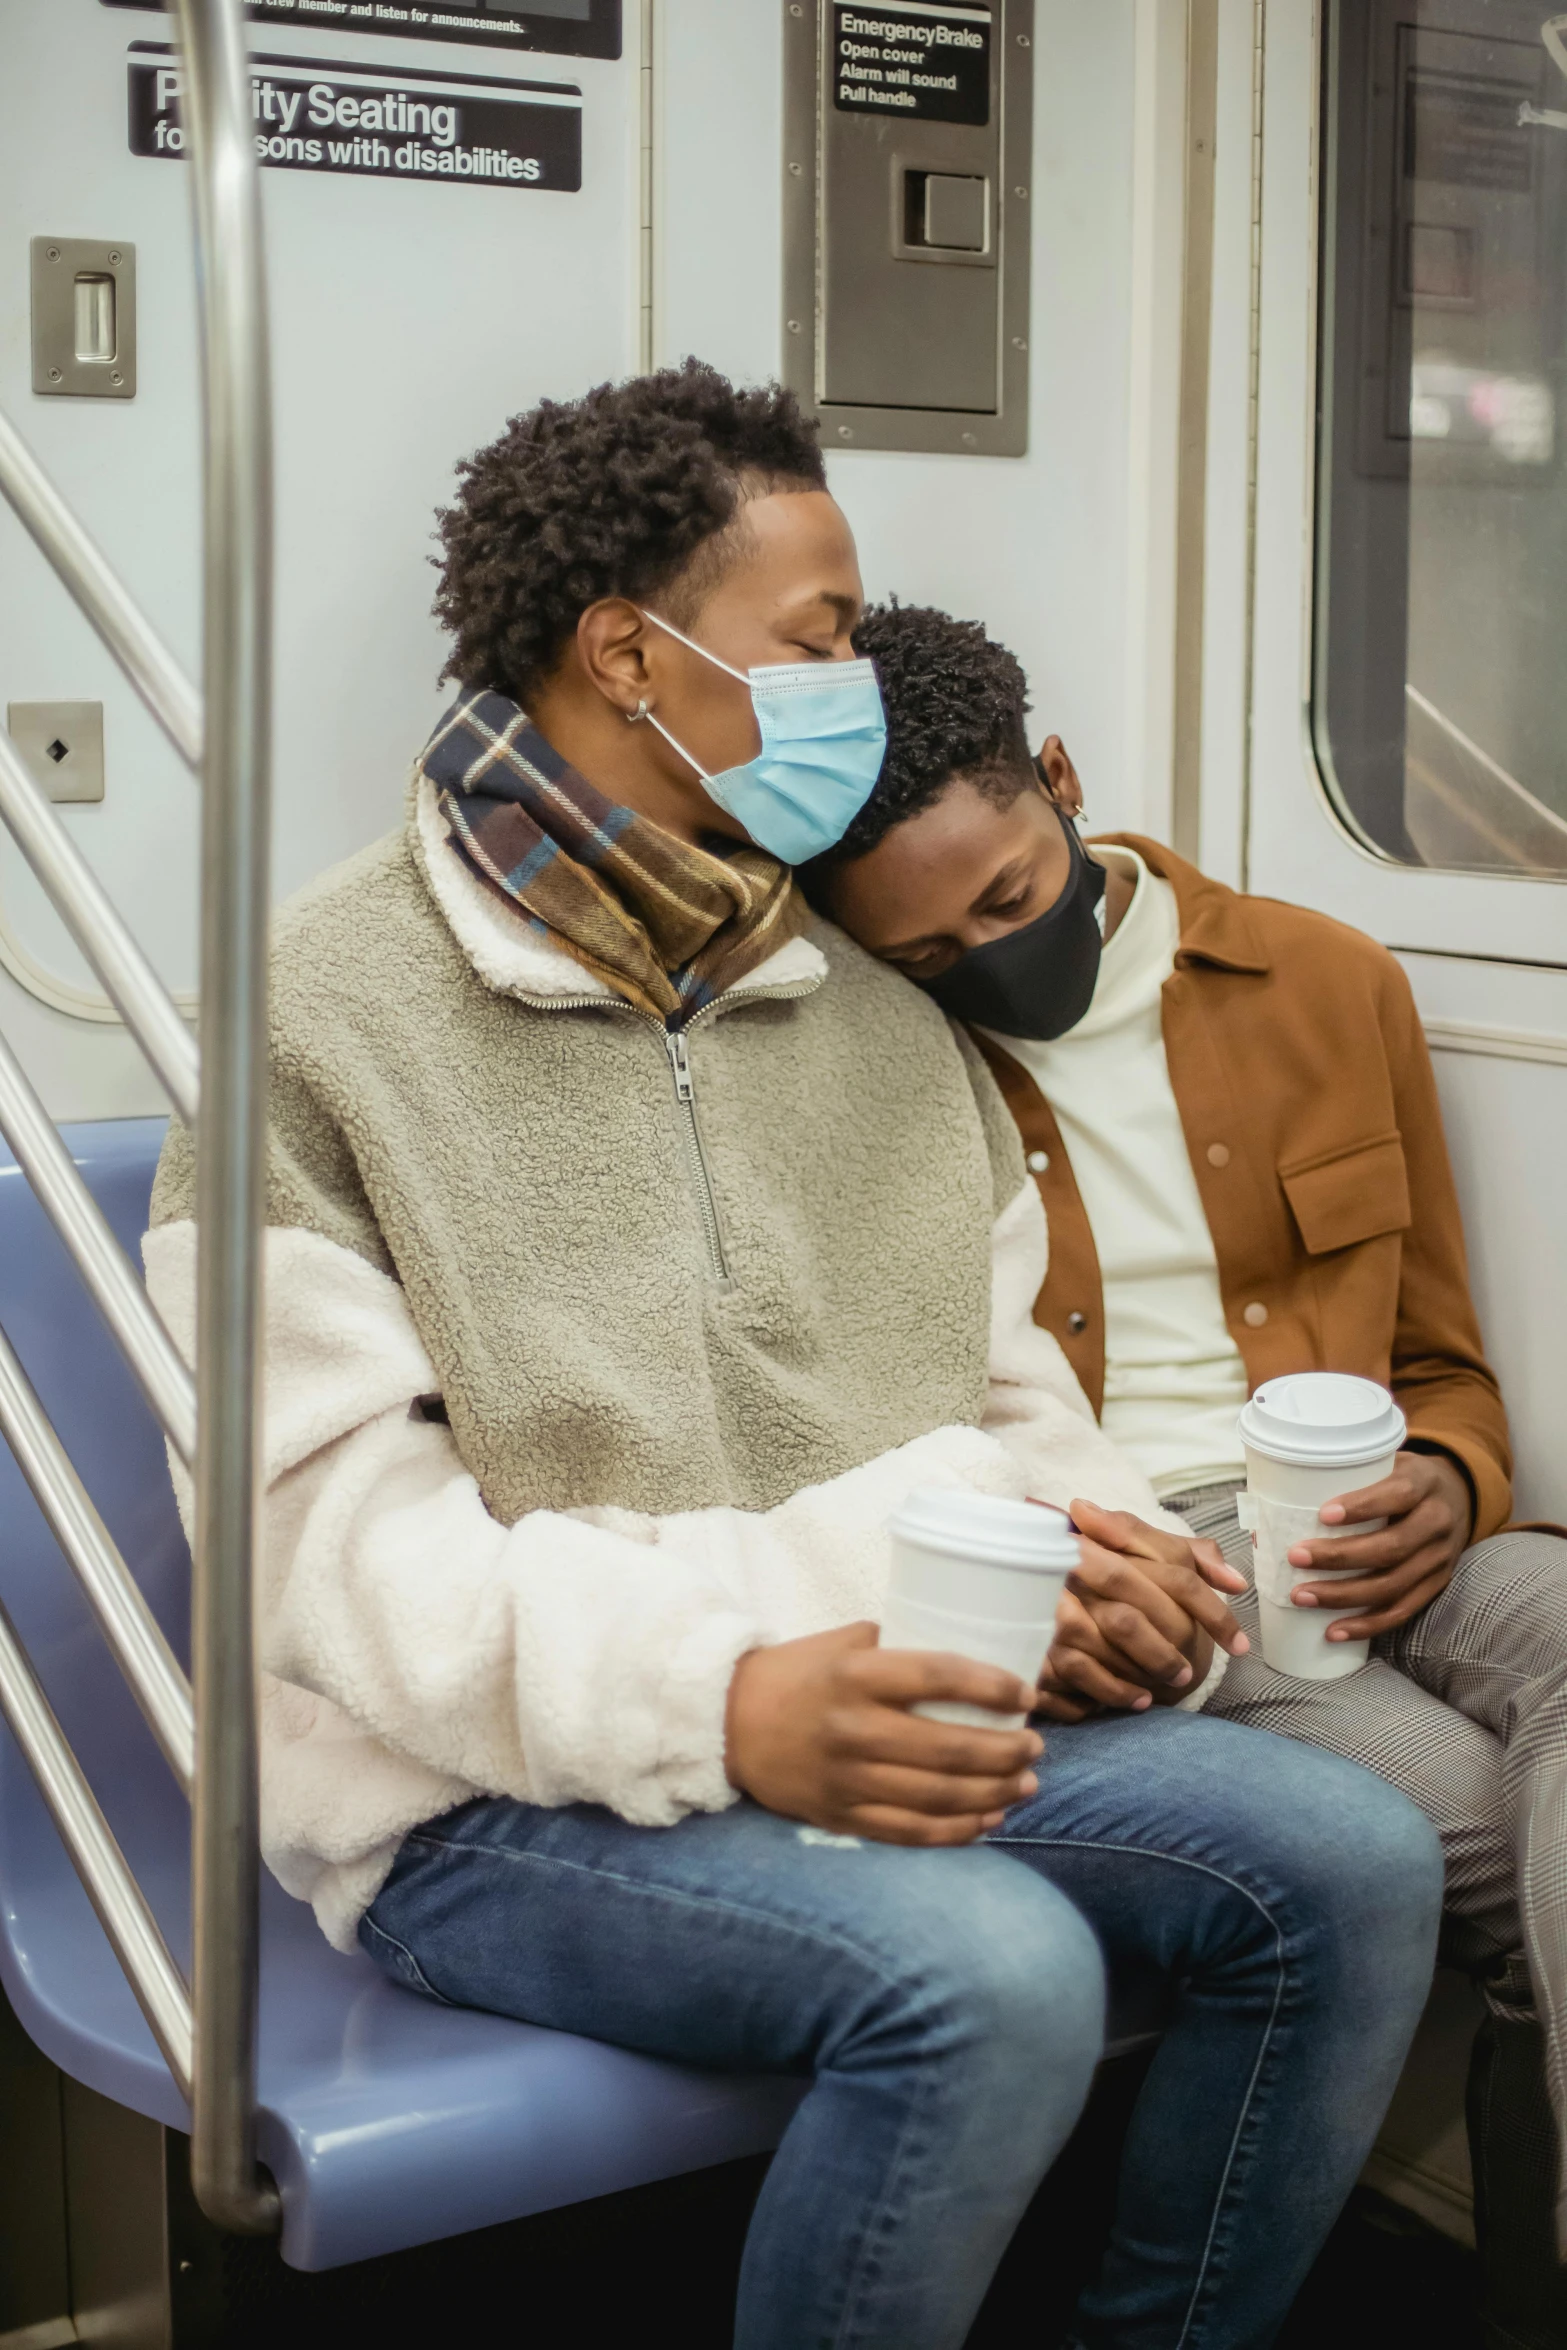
[127,46,583,190]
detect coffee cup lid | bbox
[890,1489,1080,1572]
[1237,1373,1406,1468]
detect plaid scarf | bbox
[421,688,805,1024]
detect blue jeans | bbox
[362,1710,1441,2349]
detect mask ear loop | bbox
[623,693,713,783]
[640,607,751,685]
[1035,754,1090,840]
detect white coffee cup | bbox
[882,1489,1077,1729]
[1235,1373,1406,1680]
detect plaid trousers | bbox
[1171,1484,1567,2220]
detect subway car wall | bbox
[4,0,1559,1514]
[0,7,1565,2340]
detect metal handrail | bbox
[0,0,276,2239]
[0,412,203,771]
[0,731,199,1127]
[176,0,278,2239]
[0,1030,196,1465]
[0,1325,193,1789]
[0,1592,192,2099]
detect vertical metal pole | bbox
[1238,0,1267,894]
[172,0,279,2235]
[1170,0,1220,865]
[639,0,656,372]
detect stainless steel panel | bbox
[61,2082,170,2350]
[6,705,105,806]
[0,1983,70,2340]
[30,242,136,402]
[781,0,1032,455]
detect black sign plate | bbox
[1405,70,1534,195]
[103,0,620,63]
[832,2,990,126]
[129,46,581,190]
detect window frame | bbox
[1239,0,1567,969]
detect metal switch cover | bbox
[6,705,106,804]
[923,173,988,250]
[31,240,136,399]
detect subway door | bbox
[1234,0,1567,1519]
[0,0,641,1121]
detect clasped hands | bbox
[724,1456,1474,1846]
[723,1502,1252,1847]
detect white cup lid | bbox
[890,1488,1080,1573]
[1237,1373,1406,1469]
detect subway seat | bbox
[0,1122,1166,2272]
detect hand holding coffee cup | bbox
[882,1490,1077,1728]
[724,1623,1045,1848]
[1282,1447,1474,1639]
[1237,1373,1407,1680]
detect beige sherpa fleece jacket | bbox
[145,780,1221,1952]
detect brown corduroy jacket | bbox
[970,836,1513,1540]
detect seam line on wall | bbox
[1422,1018,1567,1069]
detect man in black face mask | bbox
[800,597,1567,2349]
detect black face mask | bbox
[919,806,1106,1040]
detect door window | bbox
[1316,2,1567,874]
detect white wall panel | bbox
[0,0,643,1117]
[657,0,1149,836]
[1246,0,1567,966]
[1399,953,1567,1523]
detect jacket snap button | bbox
[1066,1310,1088,1335]
[1026,1149,1050,1174]
[1206,1142,1231,1168]
[1243,1301,1268,1328]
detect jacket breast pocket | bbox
[1278,1132,1411,1257]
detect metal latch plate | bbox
[31,238,137,399]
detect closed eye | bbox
[891,943,960,981]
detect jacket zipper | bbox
[662,1025,728,1282]
[509,977,821,1289]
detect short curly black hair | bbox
[798,600,1034,902]
[433,360,827,700]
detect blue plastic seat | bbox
[0,1122,1165,2272]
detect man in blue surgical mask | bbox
[146,368,1445,2350]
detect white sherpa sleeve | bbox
[983,1179,1226,1713]
[144,1220,762,1825]
[142,1219,1098,1826]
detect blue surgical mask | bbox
[635,610,886,864]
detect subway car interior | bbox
[1,1,1565,2344]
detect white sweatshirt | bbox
[983,850,1250,1497]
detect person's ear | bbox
[1035,735,1085,819]
[575,597,658,718]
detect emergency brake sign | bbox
[127,46,582,191]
